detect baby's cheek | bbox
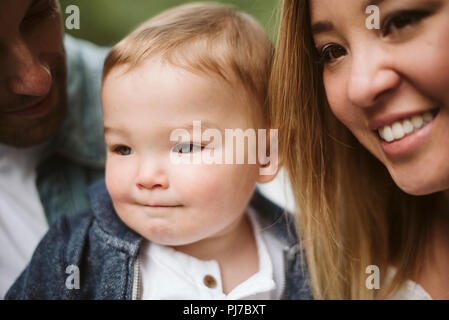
[105,159,132,201]
[171,163,229,203]
[170,161,258,218]
[105,163,136,230]
[210,165,256,208]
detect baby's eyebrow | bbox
[175,121,223,132]
[103,126,126,135]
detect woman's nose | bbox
[347,46,400,108]
[5,38,52,97]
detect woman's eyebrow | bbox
[364,0,385,10]
[311,21,333,35]
[312,0,386,35]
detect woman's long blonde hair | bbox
[269,0,438,299]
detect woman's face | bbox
[310,0,449,196]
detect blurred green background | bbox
[59,0,280,47]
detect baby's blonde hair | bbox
[103,2,274,119]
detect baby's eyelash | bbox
[111,145,133,156]
[172,143,206,154]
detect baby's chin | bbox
[147,237,200,247]
[139,228,208,248]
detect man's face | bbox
[0,0,67,147]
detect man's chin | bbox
[0,94,67,148]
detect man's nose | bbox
[347,46,400,108]
[135,161,170,190]
[5,38,52,97]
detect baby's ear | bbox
[257,135,282,183]
[257,155,282,183]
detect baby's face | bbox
[102,58,268,247]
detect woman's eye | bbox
[113,146,133,156]
[382,10,430,37]
[172,143,204,154]
[318,44,347,64]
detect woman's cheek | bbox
[324,73,344,114]
[325,85,353,129]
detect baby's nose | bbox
[135,164,169,190]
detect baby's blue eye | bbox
[172,143,204,154]
[113,145,133,156]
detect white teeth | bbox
[377,111,435,143]
[379,128,385,140]
[411,115,424,129]
[392,123,405,140]
[383,126,394,142]
[402,119,414,134]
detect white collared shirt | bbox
[139,207,278,300]
[388,281,433,300]
[386,267,432,300]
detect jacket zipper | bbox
[132,256,141,300]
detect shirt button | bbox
[203,275,217,288]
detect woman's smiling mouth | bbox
[376,108,440,143]
[372,107,441,157]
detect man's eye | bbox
[318,44,347,64]
[172,143,204,154]
[382,10,430,37]
[113,146,133,156]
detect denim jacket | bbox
[6,180,312,300]
[37,35,109,226]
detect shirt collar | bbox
[226,206,276,299]
[139,206,276,300]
